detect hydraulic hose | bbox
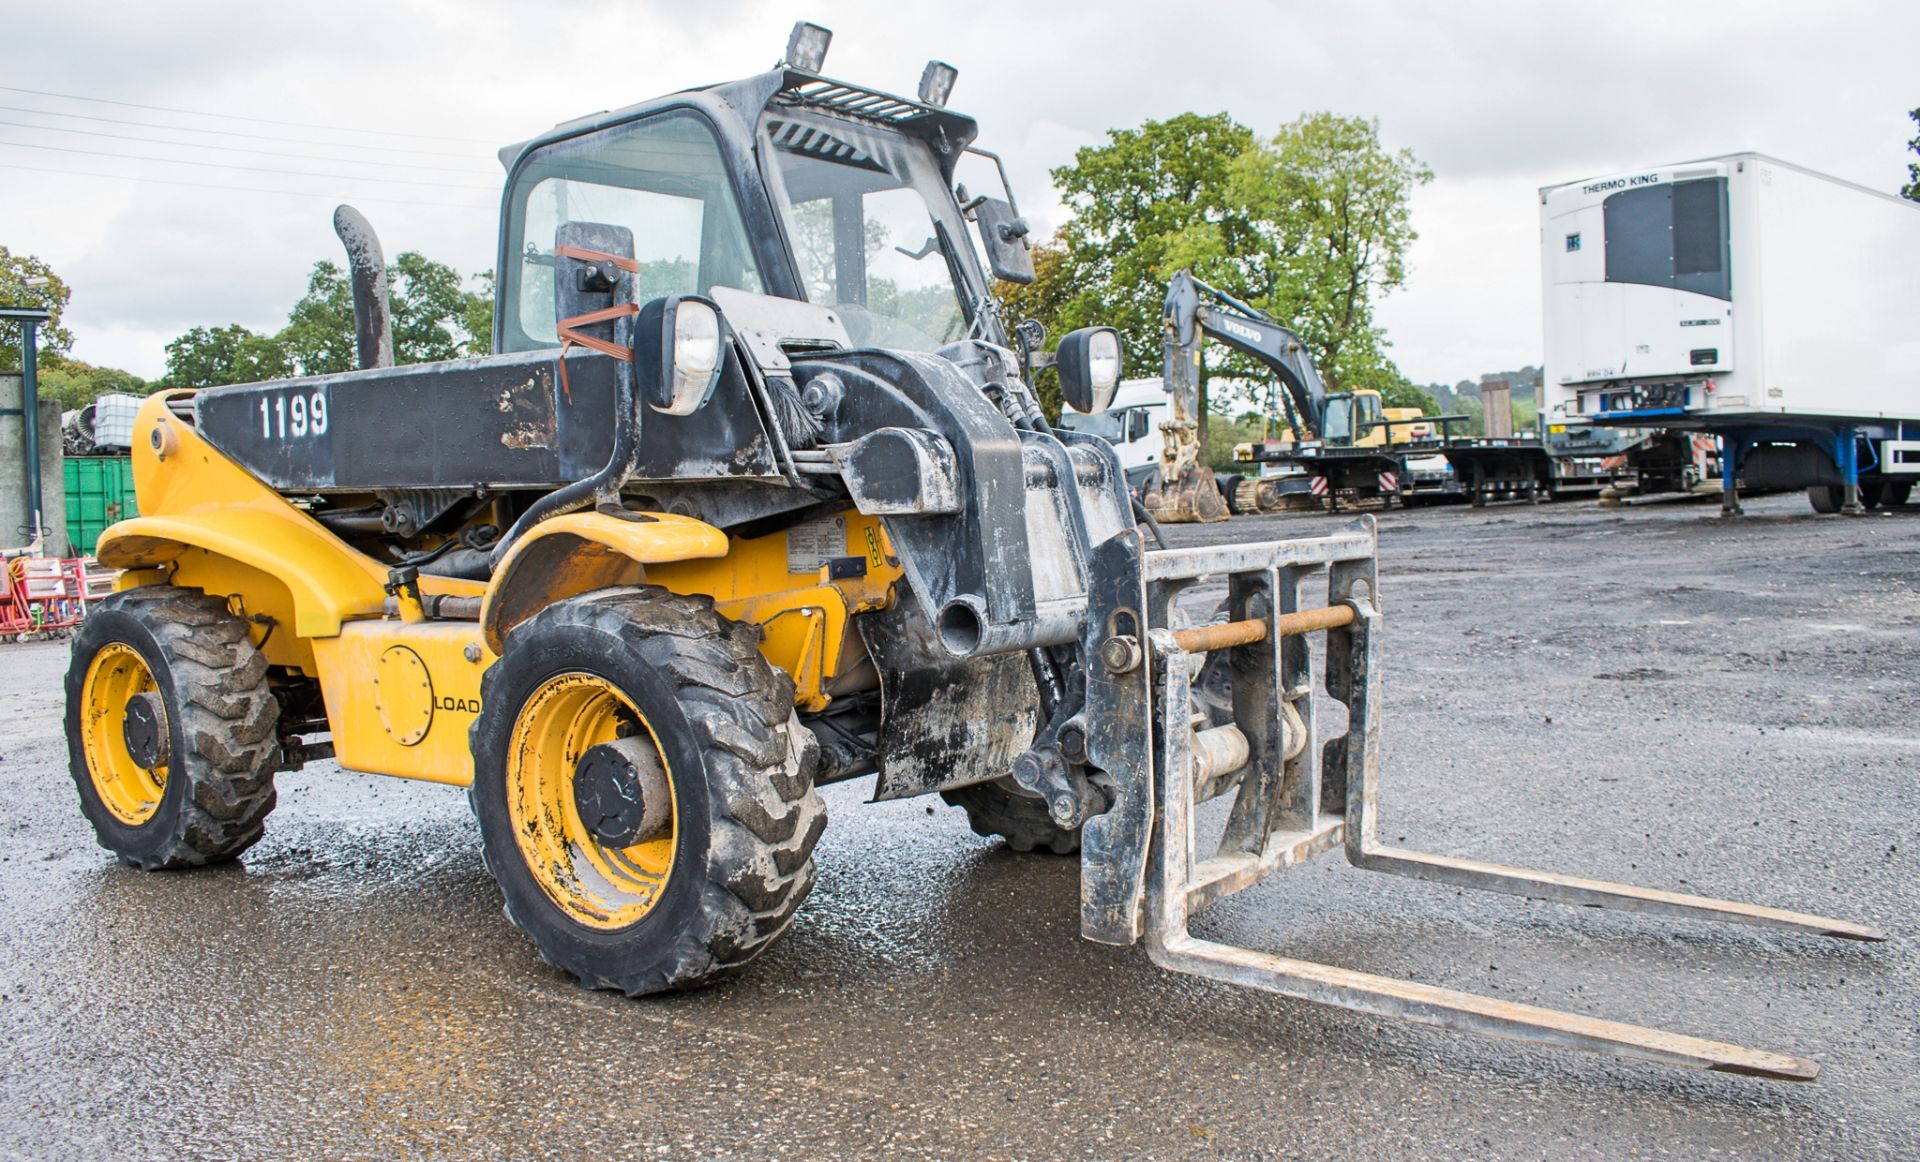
[488,354,639,571]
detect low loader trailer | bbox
[63,26,1881,1081]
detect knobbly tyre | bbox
[64,23,1882,1079]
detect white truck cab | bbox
[1058,377,1168,490]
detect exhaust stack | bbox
[332,205,394,370]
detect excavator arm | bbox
[1165,270,1328,440]
[1147,271,1332,523]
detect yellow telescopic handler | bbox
[66,23,1881,1079]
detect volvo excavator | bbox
[1148,271,1436,517]
[63,24,1881,1082]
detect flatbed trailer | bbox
[1406,420,1646,506]
[1235,443,1411,510]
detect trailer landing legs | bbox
[1720,433,1746,517]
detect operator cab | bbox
[1320,392,1384,446]
[495,29,1027,360]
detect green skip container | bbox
[64,455,140,557]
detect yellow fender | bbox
[97,393,391,639]
[97,394,729,655]
[480,511,729,653]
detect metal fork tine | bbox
[1149,932,1820,1081]
[1334,600,1886,943]
[1349,847,1888,942]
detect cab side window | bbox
[501,111,765,352]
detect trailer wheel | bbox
[469,588,825,995]
[64,587,281,869]
[943,779,1079,854]
[1884,482,1912,508]
[1808,485,1844,514]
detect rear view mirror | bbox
[974,197,1034,284]
[553,221,636,351]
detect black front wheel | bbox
[469,588,826,995]
[65,587,280,869]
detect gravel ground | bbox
[0,490,1914,1160]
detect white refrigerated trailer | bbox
[1539,152,1920,514]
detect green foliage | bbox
[1017,111,1430,437]
[390,251,473,363]
[35,355,147,411]
[1206,413,1268,471]
[0,246,74,371]
[460,271,495,356]
[1904,108,1920,202]
[164,251,496,386]
[280,260,357,377]
[1357,370,1438,415]
[1450,394,1486,437]
[1049,113,1261,381]
[162,325,293,388]
[996,237,1075,420]
[1203,113,1432,393]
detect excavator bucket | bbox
[1143,464,1230,523]
[1075,516,1883,1080]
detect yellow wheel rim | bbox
[507,672,678,931]
[79,642,170,826]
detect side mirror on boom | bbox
[973,197,1034,284]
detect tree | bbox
[390,251,474,363]
[1367,372,1439,415]
[279,260,357,377]
[1028,111,1430,440]
[0,246,74,371]
[1046,113,1262,435]
[995,236,1078,419]
[460,271,495,357]
[1213,113,1432,396]
[36,356,146,411]
[278,253,494,376]
[1904,108,1920,202]
[160,325,291,388]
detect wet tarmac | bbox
[1,491,1915,1160]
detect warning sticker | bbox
[786,516,846,574]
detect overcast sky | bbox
[3,0,1914,386]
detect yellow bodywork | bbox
[506,673,678,929]
[98,392,903,788]
[1380,406,1432,446]
[1233,390,1429,460]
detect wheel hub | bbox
[572,737,671,847]
[122,691,169,770]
